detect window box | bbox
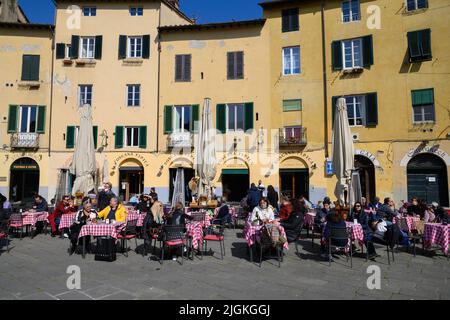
[10,132,40,149]
[342,67,364,74]
[63,59,73,65]
[18,81,40,88]
[279,127,307,148]
[75,59,97,65]
[167,132,194,148]
[123,58,144,65]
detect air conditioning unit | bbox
[352,133,360,142]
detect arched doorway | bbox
[407,153,449,206]
[169,167,195,203]
[279,156,309,200]
[10,157,40,202]
[118,159,144,202]
[220,157,250,202]
[354,155,376,202]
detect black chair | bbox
[191,212,207,225]
[257,225,283,268]
[310,223,323,251]
[202,221,225,260]
[367,234,395,265]
[327,226,352,268]
[159,225,186,265]
[117,219,139,257]
[398,218,421,257]
[0,219,10,253]
[294,222,305,255]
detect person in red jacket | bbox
[48,195,76,237]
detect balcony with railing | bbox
[167,132,194,149]
[279,127,307,149]
[10,132,40,149]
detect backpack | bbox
[261,224,286,247]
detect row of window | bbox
[55,35,151,60]
[282,0,428,32]
[82,6,144,17]
[66,126,146,149]
[77,84,140,107]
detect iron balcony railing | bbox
[167,132,194,148]
[10,132,40,149]
[278,127,307,148]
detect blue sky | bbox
[18,0,263,25]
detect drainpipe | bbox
[48,7,57,157]
[321,1,329,159]
[156,4,162,153]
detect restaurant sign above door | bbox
[11,164,39,170]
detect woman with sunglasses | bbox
[49,195,76,237]
[350,202,379,260]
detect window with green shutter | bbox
[142,35,150,59]
[115,126,124,149]
[21,55,40,81]
[8,105,18,133]
[36,106,46,133]
[190,104,199,132]
[407,29,432,62]
[244,102,254,132]
[365,93,378,127]
[412,88,435,123]
[139,126,147,149]
[362,35,374,67]
[71,35,79,59]
[66,126,75,148]
[282,8,299,33]
[216,104,226,134]
[283,99,302,112]
[164,105,173,134]
[332,41,343,71]
[56,43,66,59]
[118,35,127,59]
[94,35,102,60]
[93,126,98,149]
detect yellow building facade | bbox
[0,0,449,206]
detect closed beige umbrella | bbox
[69,104,96,195]
[332,98,355,205]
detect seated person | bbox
[278,200,293,222]
[48,195,76,237]
[406,197,422,218]
[135,194,151,213]
[315,199,332,230]
[280,204,304,243]
[165,202,193,226]
[376,197,396,222]
[214,200,232,225]
[32,195,48,212]
[129,194,139,206]
[97,197,126,223]
[248,198,274,224]
[320,210,347,259]
[150,195,164,225]
[432,202,448,223]
[0,198,12,221]
[69,198,97,255]
[351,202,379,260]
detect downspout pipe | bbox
[321,1,329,159]
[48,4,57,157]
[156,4,162,153]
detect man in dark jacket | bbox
[377,197,396,222]
[280,209,304,243]
[32,195,48,212]
[432,202,448,223]
[98,182,116,211]
[247,183,262,212]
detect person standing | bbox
[149,187,158,201]
[258,180,267,198]
[267,185,279,212]
[98,182,116,211]
[247,183,262,213]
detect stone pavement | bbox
[0,228,448,300]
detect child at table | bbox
[69,198,97,255]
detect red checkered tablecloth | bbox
[243,222,289,250]
[423,223,449,255]
[78,223,120,239]
[58,213,77,230]
[322,222,364,247]
[126,211,146,227]
[304,211,316,228]
[213,206,238,220]
[186,222,203,249]
[393,216,420,232]
[22,212,49,226]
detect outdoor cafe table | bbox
[393,216,420,232]
[423,223,449,257]
[322,222,365,247]
[243,222,289,251]
[186,222,204,250]
[22,211,49,227]
[213,206,238,221]
[58,213,77,231]
[126,210,146,227]
[78,221,123,258]
[304,210,316,228]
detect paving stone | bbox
[19,292,58,300]
[55,290,93,300]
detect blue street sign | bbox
[326,161,333,175]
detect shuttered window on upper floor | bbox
[175,54,191,82]
[282,8,299,33]
[21,55,40,81]
[407,29,432,62]
[227,51,244,80]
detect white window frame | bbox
[64,44,71,59]
[283,126,302,139]
[80,37,95,59]
[282,46,301,76]
[127,36,143,58]
[82,7,96,16]
[173,105,191,133]
[127,84,140,107]
[342,38,363,69]
[342,0,361,23]
[412,104,435,123]
[345,95,365,127]
[78,85,93,106]
[406,0,427,12]
[226,103,245,132]
[124,127,139,147]
[18,106,38,133]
